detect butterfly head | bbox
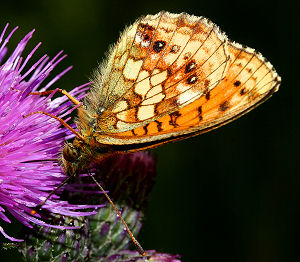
[61,138,112,175]
[61,142,81,175]
[61,140,94,175]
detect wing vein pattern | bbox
[82,11,280,147]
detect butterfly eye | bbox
[63,143,79,163]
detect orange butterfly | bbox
[59,11,280,175]
[29,11,280,255]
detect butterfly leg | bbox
[23,111,85,141]
[30,89,81,105]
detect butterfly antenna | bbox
[30,89,82,106]
[30,174,74,215]
[87,170,146,257]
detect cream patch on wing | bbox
[176,83,190,93]
[116,110,129,121]
[141,93,165,105]
[135,70,151,97]
[146,84,163,98]
[123,58,143,80]
[150,70,168,86]
[112,100,128,113]
[116,120,132,130]
[137,105,155,120]
[177,89,198,104]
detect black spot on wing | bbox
[155,120,163,132]
[219,101,230,112]
[187,74,198,84]
[131,129,137,136]
[153,41,166,53]
[170,45,180,53]
[234,80,241,87]
[240,88,247,95]
[185,60,196,74]
[143,124,149,135]
[205,91,210,100]
[140,23,155,31]
[198,106,203,121]
[169,111,181,127]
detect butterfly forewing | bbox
[85,12,280,146]
[88,12,229,134]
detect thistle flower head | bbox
[104,250,181,262]
[0,24,101,241]
[92,152,156,209]
[22,152,182,262]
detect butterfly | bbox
[60,11,280,175]
[27,11,280,256]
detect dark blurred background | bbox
[0,0,298,261]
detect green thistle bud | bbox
[21,205,143,261]
[20,152,164,261]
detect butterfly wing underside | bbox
[85,12,280,148]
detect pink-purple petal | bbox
[0,23,96,241]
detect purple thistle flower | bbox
[0,24,102,241]
[105,250,181,262]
